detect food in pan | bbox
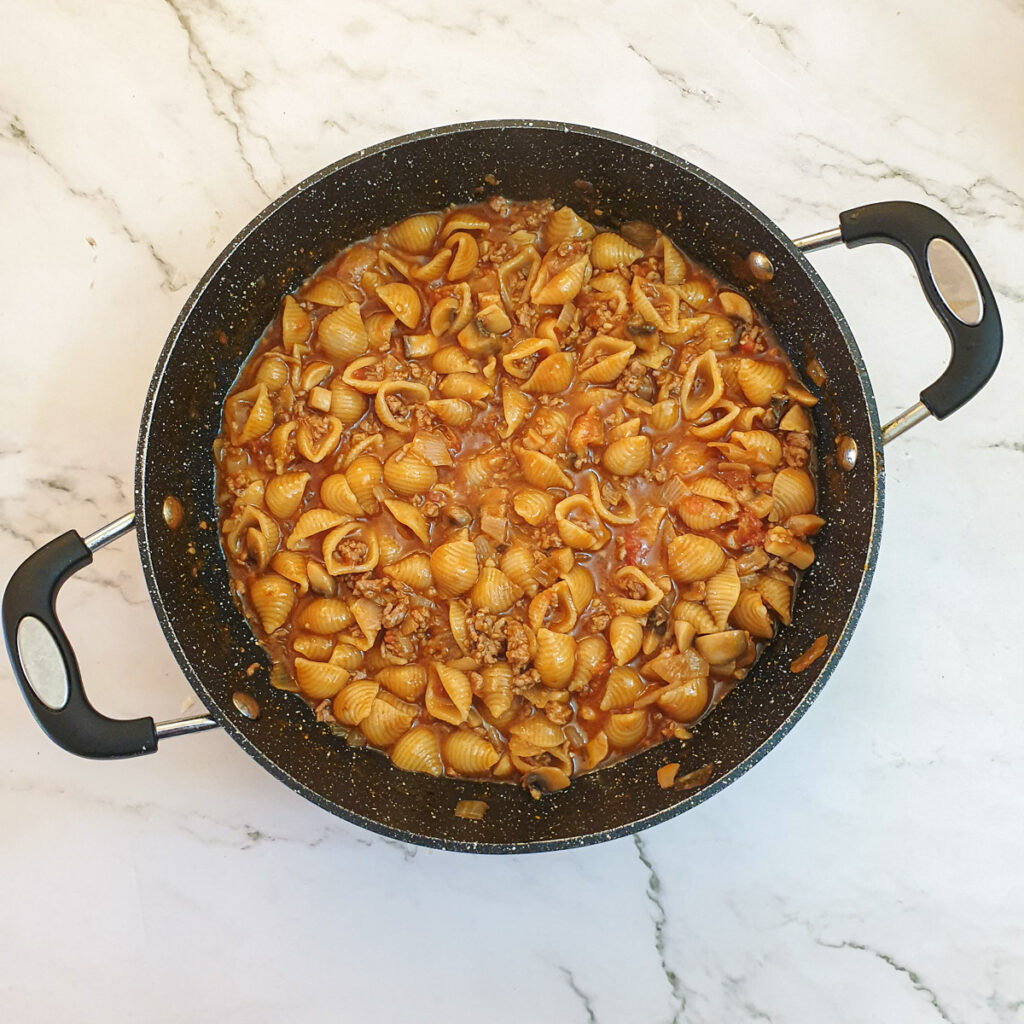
[214,198,823,790]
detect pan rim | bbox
[135,119,884,853]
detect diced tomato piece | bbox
[733,510,766,548]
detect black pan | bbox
[2,121,1001,853]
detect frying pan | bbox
[2,121,1002,853]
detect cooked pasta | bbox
[214,198,824,789]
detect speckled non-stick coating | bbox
[135,121,883,853]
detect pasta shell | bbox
[579,336,636,384]
[516,448,572,490]
[232,384,274,445]
[281,295,312,352]
[323,523,380,576]
[330,679,379,726]
[602,435,651,477]
[382,498,431,544]
[657,677,709,723]
[296,415,343,463]
[677,278,713,307]
[305,278,352,307]
[688,400,741,442]
[555,495,611,551]
[255,353,290,392]
[499,544,539,598]
[660,237,688,285]
[360,694,416,745]
[667,534,725,583]
[430,284,474,337]
[528,581,577,634]
[248,574,295,633]
[462,449,506,489]
[442,729,500,775]
[446,232,480,281]
[583,731,610,771]
[319,474,362,516]
[541,206,596,249]
[738,358,788,405]
[430,537,479,597]
[770,467,816,521]
[522,352,574,394]
[427,663,474,725]
[530,254,589,305]
[674,600,717,635]
[699,315,737,352]
[384,446,437,497]
[307,562,334,597]
[610,615,643,666]
[377,282,422,328]
[756,574,793,625]
[383,552,433,591]
[294,657,349,700]
[470,566,523,614]
[610,567,665,616]
[390,727,443,776]
[374,380,430,434]
[605,709,648,750]
[564,565,594,613]
[718,291,753,322]
[600,665,645,711]
[298,597,354,635]
[571,636,610,689]
[426,398,474,426]
[585,474,637,526]
[318,303,368,361]
[591,232,643,270]
[270,551,310,594]
[534,628,576,689]
[292,634,333,660]
[730,588,775,639]
[377,664,428,702]
[389,213,441,255]
[438,372,492,403]
[265,472,309,519]
[286,509,348,550]
[440,210,489,239]
[471,668,512,724]
[409,248,453,284]
[432,345,479,374]
[705,561,741,630]
[649,400,679,431]
[498,382,533,440]
[631,275,680,333]
[512,488,554,525]
[681,350,724,421]
[346,455,384,514]
[498,244,541,310]
[510,714,565,749]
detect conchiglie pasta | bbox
[248,574,295,633]
[218,197,825,789]
[442,730,500,775]
[390,726,443,776]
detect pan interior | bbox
[136,121,882,852]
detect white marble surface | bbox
[2,0,1023,1020]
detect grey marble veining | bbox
[1,0,1022,1021]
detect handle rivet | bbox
[748,251,774,281]
[232,691,261,720]
[835,435,858,471]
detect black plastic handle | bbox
[839,201,1002,419]
[2,530,157,758]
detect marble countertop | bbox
[2,1,1023,1021]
